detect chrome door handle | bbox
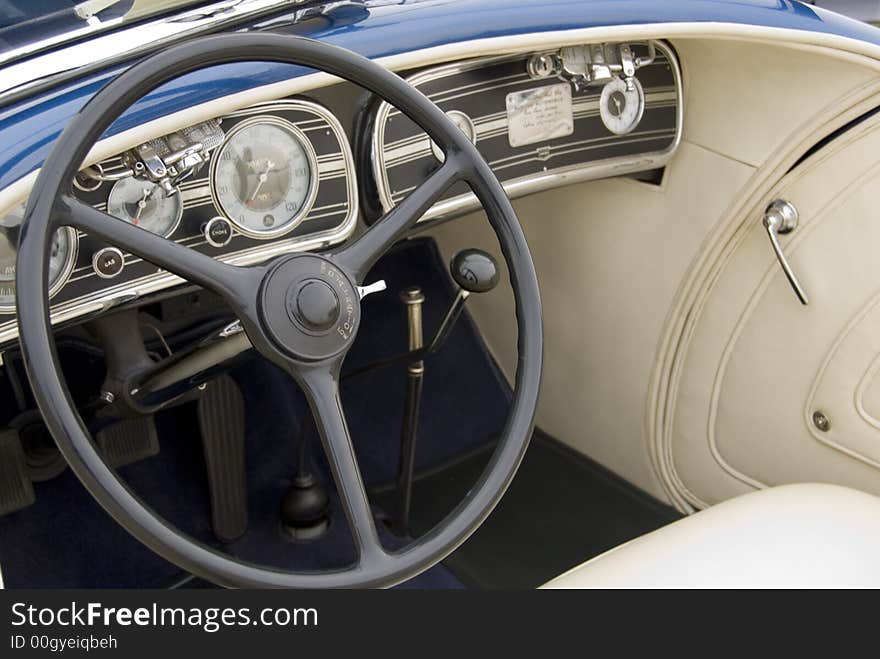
[763,199,809,305]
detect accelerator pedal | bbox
[0,429,35,516]
[197,375,248,542]
[95,415,159,469]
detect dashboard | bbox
[367,41,681,222]
[0,39,682,346]
[0,98,358,344]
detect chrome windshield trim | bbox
[0,0,307,102]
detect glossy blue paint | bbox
[1,0,879,191]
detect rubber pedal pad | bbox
[96,414,159,469]
[197,374,248,542]
[0,429,35,517]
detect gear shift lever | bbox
[344,249,500,380]
[450,248,500,293]
[425,249,499,354]
[390,248,499,535]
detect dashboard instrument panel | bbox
[0,97,357,343]
[369,41,682,223]
[0,39,683,345]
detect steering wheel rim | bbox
[16,33,543,588]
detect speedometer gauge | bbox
[210,117,318,238]
[0,203,77,312]
[107,178,183,237]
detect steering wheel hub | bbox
[260,253,359,361]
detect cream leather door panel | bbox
[667,116,880,506]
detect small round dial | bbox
[599,77,645,136]
[430,110,477,161]
[107,178,183,237]
[210,117,318,238]
[0,203,77,311]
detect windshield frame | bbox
[0,1,298,70]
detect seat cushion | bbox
[541,483,880,588]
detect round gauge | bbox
[210,117,318,238]
[0,203,77,311]
[430,110,477,161]
[107,178,183,237]
[599,77,645,136]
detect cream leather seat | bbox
[542,484,880,588]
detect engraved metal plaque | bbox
[505,83,574,148]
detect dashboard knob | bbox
[204,216,233,248]
[92,247,124,279]
[450,249,499,293]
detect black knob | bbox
[289,280,339,331]
[279,472,330,541]
[450,249,499,293]
[280,473,330,526]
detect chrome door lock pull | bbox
[763,199,809,305]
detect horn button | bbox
[290,280,339,331]
[260,254,359,361]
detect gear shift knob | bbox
[450,249,499,293]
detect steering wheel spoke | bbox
[295,361,388,565]
[58,195,264,307]
[334,158,463,283]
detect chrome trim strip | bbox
[414,150,673,222]
[0,0,307,101]
[0,18,125,71]
[371,40,683,223]
[0,97,357,345]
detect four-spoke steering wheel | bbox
[16,33,542,588]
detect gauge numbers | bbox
[210,117,318,238]
[107,178,183,237]
[599,77,645,136]
[0,203,77,311]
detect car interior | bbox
[2,0,880,588]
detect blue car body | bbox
[1,0,879,191]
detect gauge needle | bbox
[247,160,275,206]
[612,96,622,115]
[132,187,153,225]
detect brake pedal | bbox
[197,375,247,542]
[95,415,159,468]
[0,429,35,516]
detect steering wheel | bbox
[16,33,542,588]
